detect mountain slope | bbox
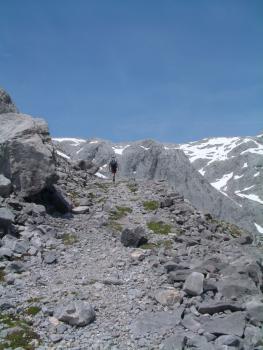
[180,134,263,235]
[52,138,258,235]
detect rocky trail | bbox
[1,169,263,349]
[0,95,263,350]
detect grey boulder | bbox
[202,312,246,337]
[121,226,148,247]
[55,300,96,326]
[0,207,15,236]
[0,174,12,197]
[0,112,57,197]
[183,272,204,296]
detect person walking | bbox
[109,156,118,183]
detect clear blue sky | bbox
[0,0,262,143]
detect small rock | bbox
[154,288,183,306]
[183,272,204,296]
[160,333,186,350]
[121,226,148,247]
[72,206,90,214]
[43,252,57,264]
[54,300,96,326]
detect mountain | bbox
[1,88,263,349]
[180,135,263,235]
[52,136,263,236]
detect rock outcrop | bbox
[0,113,57,197]
[0,88,18,114]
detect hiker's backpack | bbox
[110,159,118,171]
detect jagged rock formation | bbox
[0,113,57,197]
[0,88,18,114]
[53,138,258,235]
[180,135,263,235]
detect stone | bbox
[0,207,15,236]
[0,112,57,197]
[160,198,174,208]
[244,325,262,347]
[198,302,244,315]
[181,314,201,332]
[130,308,184,336]
[43,252,57,264]
[0,299,14,311]
[183,272,204,296]
[217,276,258,299]
[202,312,246,337]
[246,300,263,323]
[215,335,242,347]
[13,240,29,254]
[7,261,26,273]
[0,174,12,197]
[160,334,186,350]
[72,206,90,214]
[55,301,96,326]
[168,270,191,283]
[121,226,148,247]
[50,334,62,343]
[154,288,183,306]
[130,249,145,261]
[0,247,13,258]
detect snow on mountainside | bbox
[180,134,263,234]
[52,134,263,235]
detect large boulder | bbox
[0,112,57,197]
[0,88,18,114]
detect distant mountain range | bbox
[52,134,263,237]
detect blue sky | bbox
[0,0,262,143]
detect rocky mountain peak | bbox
[0,88,18,114]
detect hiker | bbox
[109,156,118,183]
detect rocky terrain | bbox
[53,135,263,237]
[1,88,263,350]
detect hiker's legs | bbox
[113,173,115,183]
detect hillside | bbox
[53,136,263,236]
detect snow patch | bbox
[112,145,130,155]
[235,193,263,204]
[234,174,244,180]
[90,141,99,144]
[242,162,248,168]
[76,147,84,154]
[254,172,260,177]
[211,172,233,191]
[56,150,70,160]
[199,168,206,176]
[140,146,150,150]
[255,223,263,233]
[53,138,86,146]
[95,172,108,179]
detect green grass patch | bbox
[0,313,40,350]
[61,233,78,245]
[107,221,123,232]
[143,200,159,211]
[0,269,5,282]
[109,206,132,220]
[25,306,41,316]
[147,221,172,235]
[140,239,173,250]
[127,183,138,193]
